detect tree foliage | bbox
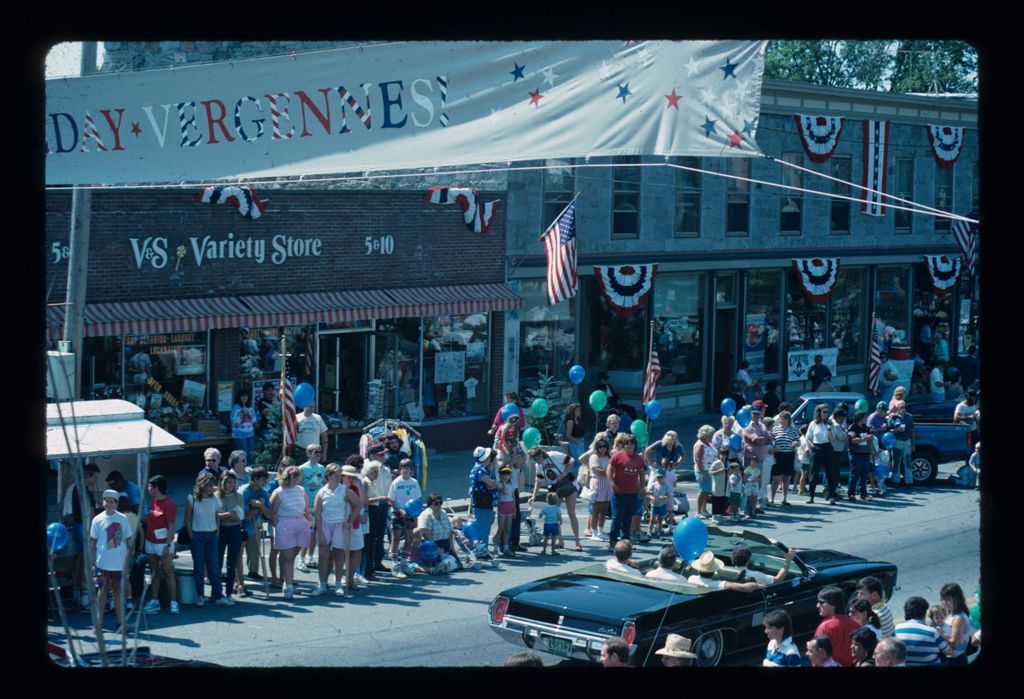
[765,40,977,94]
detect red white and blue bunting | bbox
[423,186,500,234]
[925,125,965,169]
[861,120,890,216]
[794,114,845,163]
[194,186,268,219]
[923,255,961,296]
[593,264,658,317]
[791,258,840,303]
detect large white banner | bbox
[45,40,766,186]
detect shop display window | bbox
[831,268,866,366]
[874,266,911,355]
[745,271,781,376]
[124,332,209,428]
[519,279,576,390]
[375,318,422,421]
[912,264,955,368]
[785,269,827,353]
[81,336,123,400]
[421,314,488,419]
[588,283,648,374]
[652,273,705,385]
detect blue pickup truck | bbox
[789,392,971,484]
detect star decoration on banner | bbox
[131,122,142,137]
[728,132,743,148]
[489,108,502,125]
[665,89,682,109]
[699,85,715,105]
[742,117,758,136]
[634,46,653,67]
[702,116,718,137]
[616,83,633,103]
[721,91,739,116]
[510,63,526,82]
[720,57,738,79]
[529,88,544,107]
[686,55,700,76]
[598,60,614,81]
[542,65,559,87]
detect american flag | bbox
[280,377,298,453]
[541,201,577,305]
[951,210,979,273]
[304,326,316,380]
[867,321,882,395]
[643,345,661,405]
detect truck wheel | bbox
[911,451,938,484]
[694,629,724,667]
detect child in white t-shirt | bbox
[743,465,761,519]
[969,442,981,490]
[538,491,562,555]
[646,469,671,536]
[728,463,744,522]
[796,425,813,495]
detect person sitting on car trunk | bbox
[686,550,766,592]
[730,543,795,585]
[604,539,641,575]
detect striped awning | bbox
[46,284,521,338]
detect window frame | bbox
[779,152,803,236]
[673,156,701,238]
[829,156,852,235]
[934,163,954,233]
[611,156,641,239]
[893,157,914,233]
[542,158,575,230]
[725,158,750,236]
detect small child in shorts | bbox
[743,465,761,519]
[710,449,730,522]
[647,468,671,536]
[539,491,562,555]
[727,462,744,522]
[969,442,981,490]
[796,424,812,495]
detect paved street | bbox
[48,458,979,667]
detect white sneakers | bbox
[334,584,346,596]
[196,597,206,607]
[143,599,161,614]
[311,583,327,596]
[169,601,180,615]
[283,585,295,599]
[353,573,369,586]
[295,559,309,573]
[214,595,235,607]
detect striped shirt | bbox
[763,637,802,667]
[895,619,949,666]
[771,425,800,453]
[873,601,895,638]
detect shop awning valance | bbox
[46,284,522,339]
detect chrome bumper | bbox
[489,614,635,663]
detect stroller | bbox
[522,512,545,547]
[443,502,491,569]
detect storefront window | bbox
[375,318,422,421]
[874,267,911,355]
[912,264,955,368]
[785,269,827,352]
[831,268,866,365]
[589,281,648,374]
[124,332,208,424]
[81,336,123,400]
[745,271,782,376]
[240,326,309,385]
[652,273,705,385]
[422,314,488,419]
[519,279,576,390]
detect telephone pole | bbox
[62,42,97,400]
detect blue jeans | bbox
[848,453,871,498]
[191,530,223,600]
[892,444,913,484]
[509,489,522,548]
[234,435,255,459]
[609,493,637,547]
[473,506,495,545]
[218,524,242,594]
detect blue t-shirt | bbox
[239,483,270,535]
[539,504,561,524]
[764,637,802,667]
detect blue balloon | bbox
[644,400,662,420]
[293,382,315,410]
[672,517,709,562]
[568,365,586,385]
[47,522,69,551]
[881,432,897,450]
[419,540,440,564]
[735,407,752,428]
[720,397,737,417]
[501,402,518,420]
[463,521,481,542]
[874,464,890,481]
[403,498,425,519]
[729,433,743,451]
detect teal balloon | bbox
[644,400,662,420]
[672,517,708,561]
[568,365,586,384]
[293,382,315,410]
[531,398,550,418]
[47,522,69,551]
[735,407,752,428]
[630,419,648,439]
[855,398,869,413]
[589,390,608,412]
[635,432,648,449]
[720,398,737,417]
[522,427,542,448]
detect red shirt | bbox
[145,495,177,544]
[815,614,862,667]
[609,451,644,495]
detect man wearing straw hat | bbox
[686,550,766,593]
[654,634,698,667]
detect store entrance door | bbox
[318,333,369,421]
[713,308,737,407]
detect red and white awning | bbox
[384,284,522,318]
[47,297,252,338]
[237,289,399,326]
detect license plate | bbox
[544,635,573,657]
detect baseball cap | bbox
[750,400,765,413]
[84,463,100,474]
[876,401,888,410]
[102,489,120,501]
[655,468,667,477]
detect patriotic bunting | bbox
[593,264,658,317]
[424,186,500,234]
[794,114,845,163]
[194,185,269,219]
[791,258,840,303]
[861,120,890,216]
[951,210,979,273]
[643,345,661,405]
[923,255,961,296]
[926,125,965,168]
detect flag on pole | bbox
[303,326,316,380]
[280,377,298,453]
[643,345,662,405]
[541,201,578,305]
[951,210,979,273]
[867,320,882,395]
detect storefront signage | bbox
[146,375,180,408]
[364,235,395,255]
[127,233,323,269]
[786,347,838,382]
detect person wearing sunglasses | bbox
[584,433,613,541]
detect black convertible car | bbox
[488,527,897,667]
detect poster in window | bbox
[435,351,466,384]
[787,347,838,382]
[744,313,766,375]
[466,341,486,366]
[217,381,234,412]
[181,379,207,406]
[176,345,207,376]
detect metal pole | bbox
[62,42,98,400]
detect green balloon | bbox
[589,390,608,412]
[522,427,542,448]
[630,419,648,438]
[855,398,869,413]
[531,398,550,419]
[635,431,648,449]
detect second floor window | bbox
[726,158,750,235]
[543,159,574,227]
[894,157,914,232]
[780,152,803,235]
[830,156,852,234]
[612,156,640,238]
[674,157,701,237]
[934,164,953,233]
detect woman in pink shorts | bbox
[269,466,309,599]
[339,464,367,591]
[313,464,348,596]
